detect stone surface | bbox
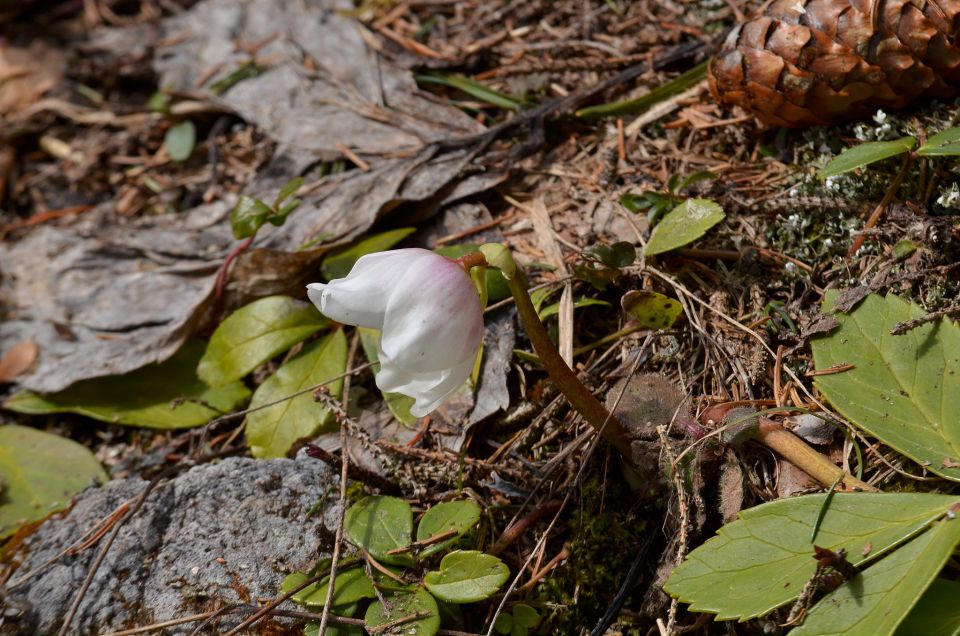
[1,457,338,635]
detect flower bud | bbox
[307,248,483,417]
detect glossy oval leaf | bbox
[165,120,196,161]
[791,517,960,636]
[644,198,725,256]
[321,228,416,281]
[423,550,510,603]
[281,567,375,608]
[811,292,960,481]
[818,136,915,179]
[364,588,440,636]
[244,330,347,458]
[621,290,683,329]
[345,495,413,566]
[896,579,960,636]
[198,296,329,386]
[416,499,481,557]
[3,340,250,429]
[231,195,272,239]
[663,493,955,620]
[0,425,108,538]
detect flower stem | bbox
[497,259,635,459]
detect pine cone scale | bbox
[710,0,960,125]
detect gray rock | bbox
[1,457,339,635]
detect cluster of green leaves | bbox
[231,177,304,239]
[283,496,529,636]
[620,172,725,256]
[819,126,960,179]
[665,293,960,634]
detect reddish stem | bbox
[212,235,254,314]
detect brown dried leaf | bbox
[0,41,65,116]
[0,340,37,382]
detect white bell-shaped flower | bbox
[307,248,483,417]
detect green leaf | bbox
[583,241,636,268]
[165,120,196,162]
[663,493,955,620]
[539,297,611,320]
[621,290,682,329]
[0,425,108,538]
[819,137,915,179]
[4,340,250,429]
[274,177,304,207]
[417,74,530,110]
[917,126,960,156]
[791,517,960,636]
[358,327,418,426]
[811,292,960,481]
[244,330,347,458]
[231,196,273,239]
[416,500,481,557]
[344,496,413,566]
[198,296,329,386]
[281,567,376,608]
[364,588,439,636]
[267,198,300,227]
[675,170,717,193]
[512,604,540,629]
[896,579,960,636]
[576,61,708,119]
[915,141,960,156]
[423,550,510,603]
[644,198,724,256]
[494,613,513,635]
[321,228,417,281]
[304,603,364,636]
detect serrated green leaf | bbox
[358,327,418,426]
[198,296,329,386]
[917,126,960,155]
[819,137,915,178]
[231,195,272,239]
[0,425,108,538]
[812,292,960,481]
[281,567,375,608]
[792,517,960,636]
[621,290,682,329]
[663,493,955,620]
[644,198,724,256]
[416,500,481,557]
[165,120,196,162]
[3,340,250,429]
[244,330,347,458]
[345,496,413,566]
[423,550,510,603]
[365,588,439,636]
[896,579,960,636]
[321,229,416,281]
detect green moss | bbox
[535,477,650,634]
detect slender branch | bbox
[497,257,635,459]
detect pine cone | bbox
[709,0,960,127]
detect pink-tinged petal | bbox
[379,254,482,372]
[306,282,385,329]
